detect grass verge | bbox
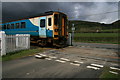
[2,48,43,61]
[99,67,120,80]
[74,33,119,44]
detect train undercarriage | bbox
[30,36,68,48]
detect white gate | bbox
[0,31,30,56]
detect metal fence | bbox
[0,31,30,56]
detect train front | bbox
[53,12,68,46]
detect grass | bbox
[73,33,119,44]
[2,48,43,61]
[99,67,120,80]
[101,29,120,33]
[74,33,118,37]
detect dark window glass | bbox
[54,14,59,25]
[16,23,19,29]
[48,18,52,26]
[2,25,4,30]
[3,25,6,30]
[4,25,7,29]
[21,22,26,28]
[40,19,45,27]
[7,24,10,29]
[11,24,14,29]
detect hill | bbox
[68,20,120,33]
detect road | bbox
[2,45,120,78]
[3,56,102,78]
[73,42,119,50]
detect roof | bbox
[2,11,65,23]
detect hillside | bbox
[68,20,120,33]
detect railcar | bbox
[1,11,68,47]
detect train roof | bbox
[2,11,66,24]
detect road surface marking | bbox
[81,46,85,47]
[39,54,47,57]
[109,71,118,75]
[87,66,100,70]
[45,58,52,60]
[55,60,66,63]
[86,46,90,47]
[70,63,80,66]
[91,64,104,68]
[60,58,70,61]
[110,63,119,66]
[74,61,84,64]
[26,73,30,75]
[110,67,120,71]
[49,50,56,52]
[35,55,42,58]
[49,56,57,59]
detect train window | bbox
[16,23,19,29]
[54,14,59,25]
[2,25,3,30]
[7,24,10,29]
[21,22,26,28]
[3,25,6,30]
[40,19,45,27]
[48,18,52,26]
[11,24,14,29]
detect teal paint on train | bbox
[46,30,53,37]
[2,19,39,36]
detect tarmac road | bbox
[73,42,119,50]
[2,56,102,78]
[2,46,120,78]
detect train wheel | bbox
[40,39,47,47]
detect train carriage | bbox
[1,11,68,47]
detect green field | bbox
[74,33,119,44]
[2,48,43,61]
[101,29,120,33]
[74,33,118,37]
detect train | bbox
[1,11,68,47]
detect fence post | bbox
[16,34,19,48]
[26,34,30,49]
[0,31,6,56]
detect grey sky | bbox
[2,2,118,24]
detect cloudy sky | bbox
[2,2,119,24]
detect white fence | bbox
[0,31,30,56]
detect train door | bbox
[47,16,53,37]
[39,17,47,38]
[62,17,65,36]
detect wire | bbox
[69,10,120,19]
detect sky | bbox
[2,2,119,24]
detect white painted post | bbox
[0,31,6,56]
[26,34,30,49]
[67,33,72,46]
[16,34,18,48]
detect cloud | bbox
[2,2,118,24]
[70,2,118,23]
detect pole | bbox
[72,24,75,46]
